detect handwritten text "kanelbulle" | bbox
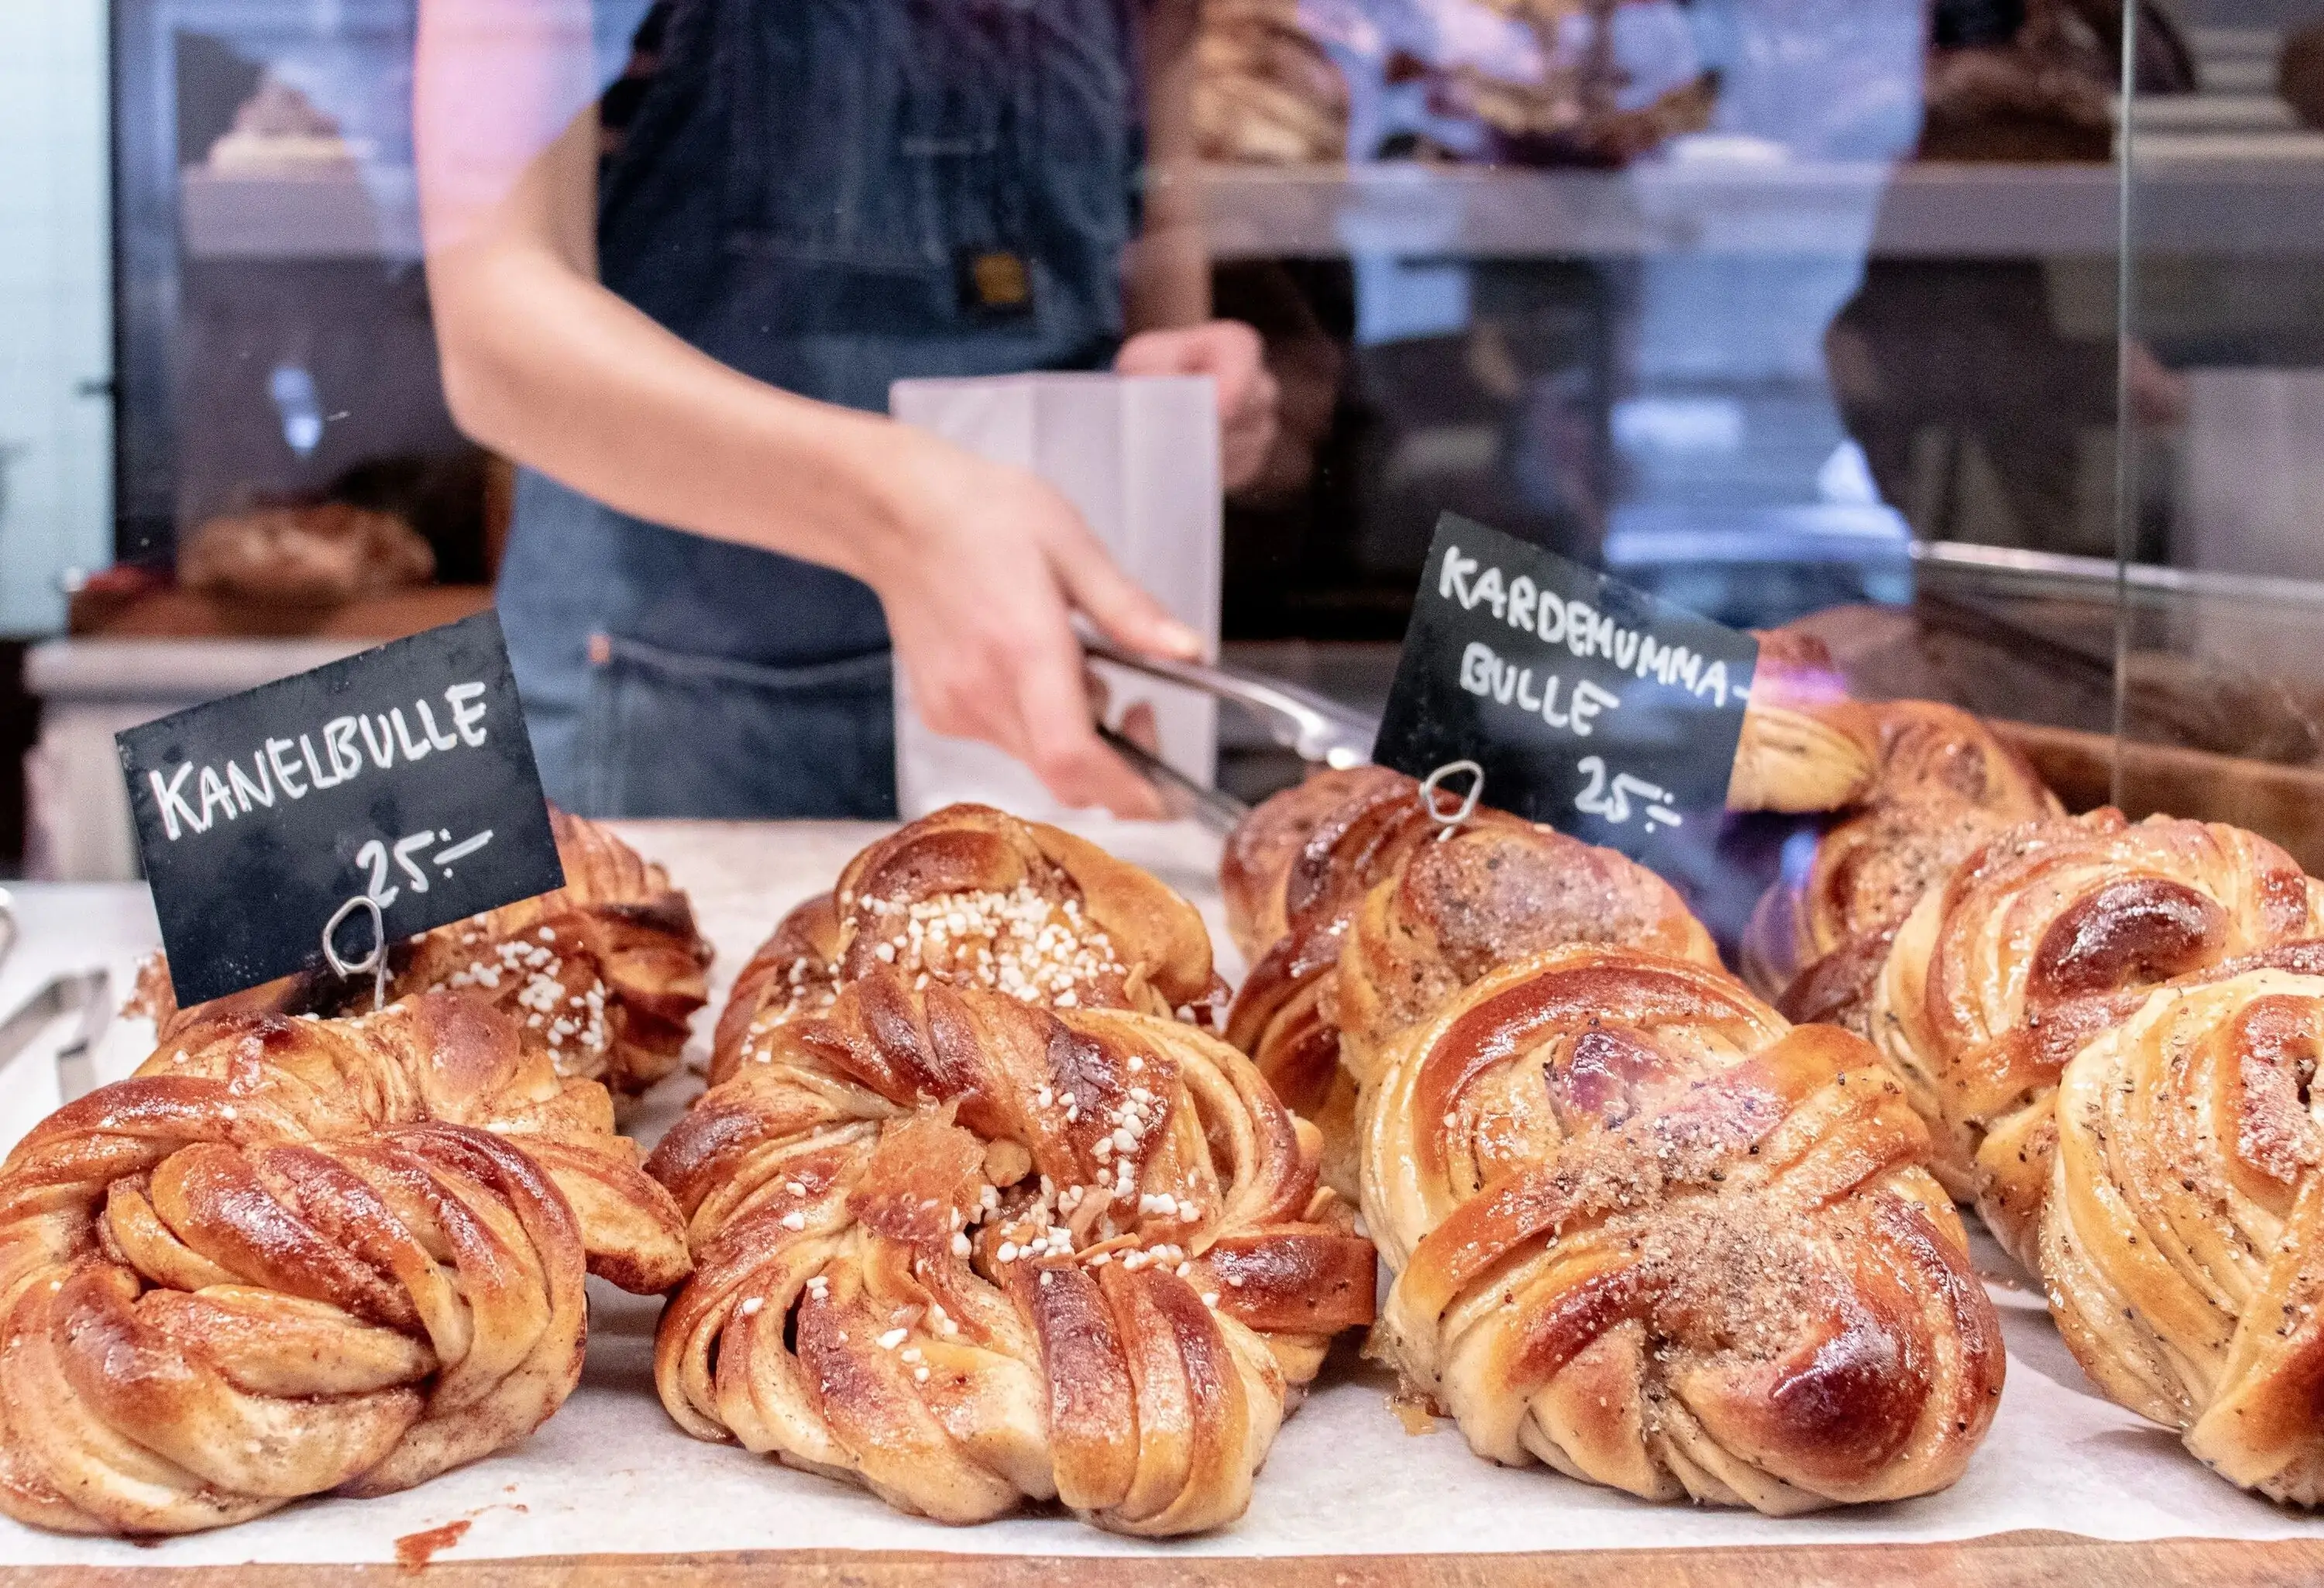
[146,683,490,842]
[1438,544,1737,707]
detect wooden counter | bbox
[6,1534,2323,1586]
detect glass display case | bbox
[12,5,2324,1573]
[2,0,2322,875]
[2112,1,2324,863]
[1202,1,2324,859]
[100,0,651,611]
[118,0,453,571]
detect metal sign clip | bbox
[323,894,389,1012]
[1418,759,1485,837]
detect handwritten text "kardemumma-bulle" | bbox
[1437,544,1739,710]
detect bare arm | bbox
[424,108,913,576]
[414,0,1192,814]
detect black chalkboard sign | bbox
[1373,514,1759,868]
[117,611,566,1007]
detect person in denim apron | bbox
[414,0,1278,818]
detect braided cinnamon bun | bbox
[1724,629,1878,816]
[1872,809,2324,1257]
[1223,774,1708,1196]
[1743,700,2059,1028]
[397,809,712,1097]
[0,992,690,1536]
[1359,946,2003,1513]
[1219,766,1398,961]
[1222,771,1525,1193]
[2042,968,2324,1502]
[129,809,711,1099]
[709,805,1219,1088]
[648,968,1374,1535]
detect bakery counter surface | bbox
[3,1535,2322,1587]
[2,819,2322,1584]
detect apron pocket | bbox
[578,633,896,820]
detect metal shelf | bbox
[179,165,419,262]
[1198,151,2324,263]
[179,148,2324,266]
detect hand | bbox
[863,431,1201,818]
[1115,321,1281,493]
[2125,339,2188,430]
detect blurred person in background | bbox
[415,0,1281,820]
[1826,0,2195,554]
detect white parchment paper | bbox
[4,816,2319,1566]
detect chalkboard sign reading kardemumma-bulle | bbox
[1373,514,1760,871]
[117,611,565,1008]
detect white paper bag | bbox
[887,373,1222,820]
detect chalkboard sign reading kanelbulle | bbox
[1373,514,1759,868]
[117,610,565,1007]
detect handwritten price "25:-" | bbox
[1573,757,1683,834]
[356,828,494,908]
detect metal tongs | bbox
[0,874,109,1102]
[1085,638,1382,834]
[0,967,110,1105]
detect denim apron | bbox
[497,0,1145,817]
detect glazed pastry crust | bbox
[1219,766,1396,962]
[397,809,713,1097]
[1725,628,1879,816]
[710,803,1218,1088]
[1223,772,1701,1197]
[1332,820,1719,1087]
[1743,699,2060,1028]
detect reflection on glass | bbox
[2112,0,2324,867]
[43,0,2321,841]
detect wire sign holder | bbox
[1418,758,1486,837]
[322,893,390,1012]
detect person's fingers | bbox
[1118,699,1162,756]
[1221,360,1282,490]
[1239,360,1281,426]
[1116,325,1277,490]
[1223,431,1275,493]
[1201,322,1268,414]
[871,446,1184,812]
[1046,523,1202,661]
[1112,329,1196,378]
[1017,639,1164,817]
[1117,323,1267,393]
[1086,664,1163,754]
